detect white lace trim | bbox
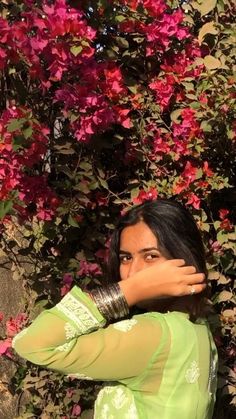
[113,319,137,332]
[55,341,73,352]
[65,322,77,340]
[67,372,93,380]
[12,328,28,348]
[56,293,100,333]
[185,361,200,383]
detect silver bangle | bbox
[89,283,129,322]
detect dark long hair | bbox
[107,199,210,321]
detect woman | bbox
[13,199,218,419]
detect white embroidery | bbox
[96,387,115,406]
[208,357,217,396]
[100,404,114,419]
[95,386,138,418]
[125,400,139,419]
[12,328,28,348]
[111,388,129,409]
[65,322,77,340]
[55,341,73,352]
[185,361,200,383]
[113,319,137,332]
[56,293,100,333]
[67,372,93,380]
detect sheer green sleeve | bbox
[13,286,163,381]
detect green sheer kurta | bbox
[13,286,218,419]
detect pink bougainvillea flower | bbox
[133,188,158,204]
[186,193,201,209]
[182,161,198,183]
[62,273,74,285]
[95,238,110,263]
[0,338,12,355]
[209,240,223,255]
[153,131,171,155]
[0,312,4,322]
[203,161,214,177]
[173,178,189,195]
[60,273,74,296]
[143,0,167,16]
[66,388,74,398]
[77,260,102,277]
[220,218,233,232]
[95,192,109,207]
[60,284,72,296]
[71,404,82,416]
[149,75,176,109]
[103,65,127,99]
[114,107,132,129]
[219,209,230,220]
[6,313,28,338]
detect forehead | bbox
[119,221,158,250]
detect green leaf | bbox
[9,67,16,75]
[70,45,83,56]
[170,109,182,122]
[12,134,26,151]
[190,102,201,109]
[23,125,33,139]
[217,290,233,302]
[200,121,212,132]
[79,162,92,171]
[99,178,108,189]
[7,118,25,132]
[127,85,138,94]
[192,0,217,16]
[0,200,13,219]
[198,21,218,44]
[217,230,228,244]
[115,15,126,22]
[31,299,49,318]
[204,55,221,70]
[116,37,129,48]
[68,215,80,228]
[186,94,197,100]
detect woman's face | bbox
[119,221,167,281]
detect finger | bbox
[169,259,185,266]
[180,266,197,274]
[187,273,205,283]
[185,283,206,296]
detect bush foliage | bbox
[0,0,235,418]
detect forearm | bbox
[13,286,106,361]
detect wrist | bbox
[89,283,129,321]
[118,278,140,307]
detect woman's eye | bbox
[145,253,159,261]
[119,255,132,263]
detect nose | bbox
[126,258,144,279]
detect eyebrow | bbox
[119,247,160,254]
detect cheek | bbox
[119,264,128,281]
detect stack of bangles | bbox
[89,283,129,322]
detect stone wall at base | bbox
[0,257,28,419]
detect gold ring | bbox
[190,286,196,295]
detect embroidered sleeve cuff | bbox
[56,286,106,334]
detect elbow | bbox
[13,334,49,366]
